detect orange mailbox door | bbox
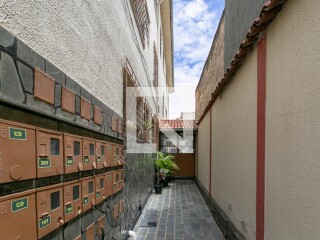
[96,141,107,169]
[63,180,82,223]
[95,174,106,205]
[105,172,113,198]
[36,184,64,239]
[0,190,37,240]
[119,146,124,166]
[64,134,83,174]
[106,143,113,167]
[82,177,95,213]
[98,215,106,239]
[82,138,96,171]
[0,120,36,184]
[112,171,119,194]
[113,145,119,167]
[37,129,64,178]
[86,223,95,240]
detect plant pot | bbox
[154,185,162,194]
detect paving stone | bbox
[0,51,25,103]
[17,61,33,94]
[17,39,45,70]
[0,26,14,48]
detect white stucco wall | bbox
[265,0,320,239]
[197,111,210,192]
[211,47,257,240]
[0,0,170,117]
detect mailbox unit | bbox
[105,142,114,167]
[95,174,106,205]
[82,137,96,171]
[98,215,106,239]
[112,171,120,194]
[118,145,124,166]
[0,119,36,184]
[36,129,64,178]
[105,172,113,198]
[113,144,119,167]
[95,140,107,169]
[63,179,82,223]
[81,177,96,213]
[0,189,37,240]
[64,133,83,174]
[36,183,64,239]
[86,223,95,240]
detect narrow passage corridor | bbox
[134,181,224,240]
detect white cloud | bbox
[169,0,224,119]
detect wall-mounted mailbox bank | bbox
[37,129,64,178]
[36,183,64,239]
[0,189,37,240]
[106,142,113,167]
[63,180,82,223]
[81,177,95,213]
[0,119,36,184]
[105,172,113,198]
[95,140,107,169]
[112,171,120,194]
[95,174,106,205]
[82,138,96,171]
[64,134,83,174]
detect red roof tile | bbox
[160,120,198,129]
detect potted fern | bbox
[155,152,179,187]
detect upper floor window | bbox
[130,0,150,48]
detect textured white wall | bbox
[0,0,169,116]
[265,0,320,239]
[197,112,210,192]
[211,47,257,240]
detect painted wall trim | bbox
[256,33,266,240]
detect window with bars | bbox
[130,0,150,48]
[153,42,159,88]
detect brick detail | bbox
[61,86,75,114]
[34,68,55,105]
[80,97,91,120]
[118,121,123,134]
[94,106,102,125]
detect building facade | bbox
[196,0,320,240]
[0,0,173,239]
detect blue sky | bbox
[169,0,224,119]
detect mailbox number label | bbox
[9,128,26,140]
[39,215,51,229]
[97,156,102,163]
[38,158,51,168]
[11,197,28,212]
[96,191,101,198]
[65,203,73,215]
[66,156,74,166]
[83,196,89,205]
[83,156,89,164]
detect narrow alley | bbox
[134,181,223,240]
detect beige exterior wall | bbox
[211,47,257,240]
[265,0,320,239]
[197,112,211,192]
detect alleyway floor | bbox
[133,180,224,240]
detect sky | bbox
[169,0,224,119]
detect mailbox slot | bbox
[105,143,113,167]
[105,172,113,198]
[113,204,119,219]
[98,215,106,239]
[120,200,124,213]
[82,138,96,171]
[37,129,64,178]
[63,180,82,223]
[0,190,37,240]
[86,223,95,240]
[81,177,95,213]
[95,174,106,205]
[64,134,83,174]
[112,171,120,194]
[95,141,107,169]
[36,183,64,239]
[0,119,36,184]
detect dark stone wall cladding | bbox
[0,25,123,140]
[0,25,155,239]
